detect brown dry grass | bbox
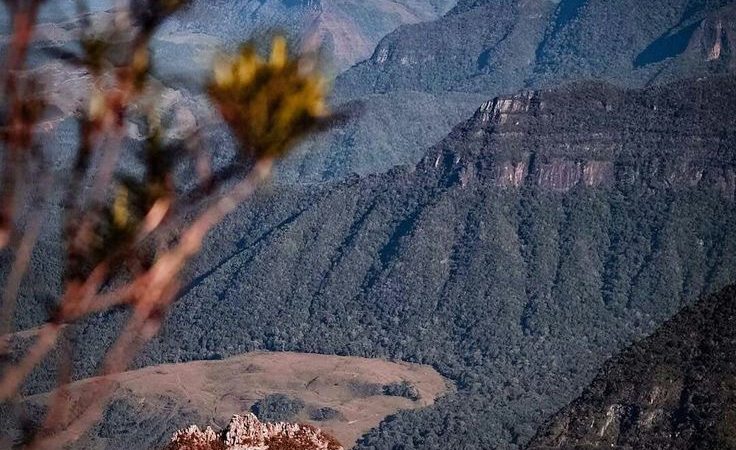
[29,351,453,448]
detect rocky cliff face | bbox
[526,284,736,450]
[425,77,736,197]
[640,3,736,84]
[166,414,343,450]
[701,5,736,64]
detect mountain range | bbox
[3,1,736,449]
[19,0,736,184]
[12,73,736,448]
[28,0,456,73]
[280,0,736,182]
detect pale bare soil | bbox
[31,351,452,448]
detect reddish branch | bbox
[0,1,332,448]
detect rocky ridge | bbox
[424,77,736,196]
[166,414,343,450]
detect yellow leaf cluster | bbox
[112,186,132,232]
[208,36,329,160]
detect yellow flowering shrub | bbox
[208,36,330,160]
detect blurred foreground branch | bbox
[0,1,333,447]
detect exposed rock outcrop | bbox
[426,77,736,195]
[166,414,343,450]
[696,5,735,65]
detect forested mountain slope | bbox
[527,284,736,450]
[341,0,735,94]
[281,0,736,181]
[17,75,736,448]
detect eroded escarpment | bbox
[428,77,736,196]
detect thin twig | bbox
[29,289,168,450]
[24,158,273,447]
[0,322,62,400]
[0,174,51,338]
[35,328,73,439]
[0,264,108,400]
[0,0,44,250]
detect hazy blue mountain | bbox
[24,0,456,73]
[280,0,736,182]
[165,0,456,72]
[1,0,461,187]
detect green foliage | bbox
[250,394,305,422]
[382,381,421,401]
[528,285,736,449]
[308,406,341,422]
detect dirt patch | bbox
[30,351,452,448]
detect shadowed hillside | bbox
[527,284,736,450]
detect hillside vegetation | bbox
[13,75,736,448]
[281,0,736,181]
[2,352,447,448]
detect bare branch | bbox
[0,175,51,338]
[0,5,333,447]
